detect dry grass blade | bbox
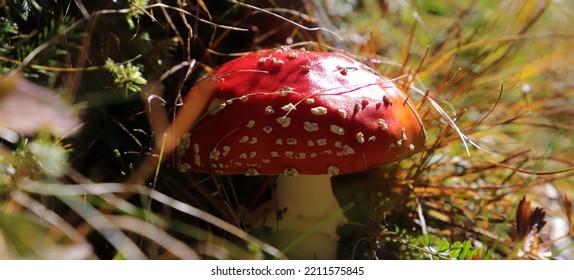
[226,0,343,41]
[140,3,248,31]
[108,215,200,259]
[196,0,210,17]
[145,187,287,259]
[516,197,531,241]
[482,160,574,176]
[18,180,286,259]
[22,178,159,227]
[411,85,479,156]
[19,181,129,196]
[564,195,573,229]
[9,191,91,252]
[59,195,148,259]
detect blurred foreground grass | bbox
[0,0,573,259]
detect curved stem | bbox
[263,174,348,259]
[128,79,214,184]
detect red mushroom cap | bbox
[176,48,425,176]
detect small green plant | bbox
[391,226,479,260]
[416,235,478,260]
[104,58,147,96]
[0,17,18,59]
[126,0,151,29]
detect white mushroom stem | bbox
[263,174,348,259]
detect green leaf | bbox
[422,234,430,247]
[460,240,472,259]
[416,251,424,259]
[449,241,463,259]
[466,249,478,260]
[437,239,450,253]
[460,241,479,260]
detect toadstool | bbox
[167,48,425,259]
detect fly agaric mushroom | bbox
[170,48,425,259]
